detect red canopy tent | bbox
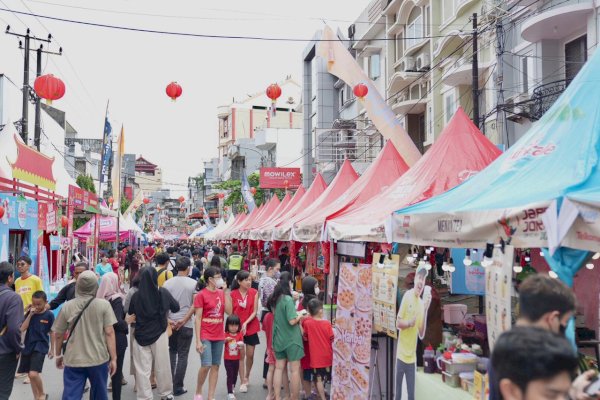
[227,204,265,239]
[218,211,249,240]
[326,107,503,243]
[246,192,292,240]
[239,195,281,239]
[273,160,359,241]
[269,174,329,241]
[251,185,307,241]
[292,140,409,242]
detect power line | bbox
[0,5,467,42]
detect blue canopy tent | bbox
[390,47,600,291]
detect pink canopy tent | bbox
[268,174,329,242]
[326,107,503,243]
[243,193,292,240]
[217,212,248,240]
[238,195,281,239]
[292,140,410,242]
[251,185,307,241]
[273,162,358,242]
[74,215,130,242]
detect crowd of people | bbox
[0,242,334,400]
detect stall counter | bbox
[416,369,473,400]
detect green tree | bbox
[214,172,288,213]
[120,198,131,215]
[76,174,96,193]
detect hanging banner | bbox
[486,245,514,350]
[450,248,486,295]
[372,253,400,338]
[100,115,113,184]
[49,235,61,251]
[331,262,372,400]
[38,202,58,232]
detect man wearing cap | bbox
[395,264,432,400]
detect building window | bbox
[424,5,431,36]
[444,91,455,124]
[369,53,381,80]
[406,7,423,49]
[519,53,535,95]
[565,35,587,84]
[396,33,404,61]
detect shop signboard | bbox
[449,248,486,296]
[331,262,372,400]
[336,241,366,258]
[259,167,301,189]
[68,185,99,213]
[486,245,514,350]
[38,202,58,232]
[49,235,61,251]
[372,253,400,338]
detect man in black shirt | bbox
[47,262,89,310]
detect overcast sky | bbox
[0,0,367,193]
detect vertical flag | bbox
[111,126,125,211]
[241,169,256,213]
[99,107,112,186]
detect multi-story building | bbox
[498,0,593,145]
[135,156,163,194]
[217,77,302,181]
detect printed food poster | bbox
[331,262,373,400]
[485,245,514,350]
[372,253,400,338]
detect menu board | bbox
[486,245,514,350]
[331,262,373,400]
[372,253,400,338]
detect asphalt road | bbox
[11,332,269,400]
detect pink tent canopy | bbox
[245,193,292,240]
[292,141,410,242]
[74,215,129,242]
[326,107,502,242]
[251,185,307,241]
[270,174,329,242]
[238,195,281,239]
[273,162,358,241]
[218,212,248,240]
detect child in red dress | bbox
[224,315,244,400]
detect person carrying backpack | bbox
[154,253,173,288]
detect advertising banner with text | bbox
[259,168,301,189]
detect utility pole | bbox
[6,26,59,146]
[34,44,62,150]
[471,13,480,129]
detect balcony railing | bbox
[530,79,567,120]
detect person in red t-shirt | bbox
[144,244,156,262]
[302,299,334,400]
[223,315,243,399]
[225,270,260,393]
[107,249,120,275]
[194,267,226,400]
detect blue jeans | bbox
[62,362,109,400]
[200,339,224,367]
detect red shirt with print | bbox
[302,318,334,369]
[224,332,244,360]
[194,289,226,341]
[144,246,155,260]
[230,288,260,336]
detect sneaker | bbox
[161,396,174,400]
[239,383,248,393]
[228,394,236,400]
[173,388,188,396]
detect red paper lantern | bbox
[0,205,4,219]
[61,215,68,228]
[34,74,65,104]
[108,196,114,204]
[178,196,185,203]
[166,82,183,101]
[266,83,282,102]
[143,198,150,204]
[250,187,257,195]
[353,83,368,99]
[218,193,225,199]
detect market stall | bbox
[249,185,306,241]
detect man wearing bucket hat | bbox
[395,264,432,400]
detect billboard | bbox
[259,167,301,189]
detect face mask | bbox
[314,287,320,296]
[274,271,281,279]
[559,323,567,336]
[212,277,225,288]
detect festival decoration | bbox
[166,82,183,101]
[178,196,185,203]
[266,83,282,103]
[218,193,225,199]
[250,187,257,196]
[143,198,150,204]
[353,83,368,99]
[61,215,68,228]
[108,196,114,205]
[34,74,65,104]
[0,205,4,219]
